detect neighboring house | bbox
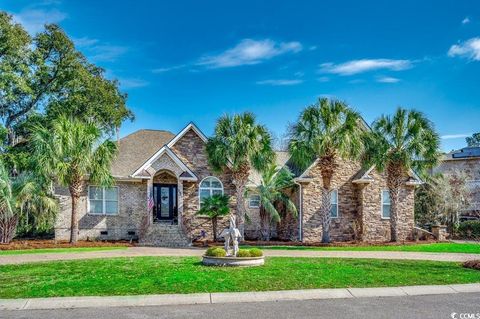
[433,146,480,219]
[55,122,421,245]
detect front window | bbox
[330,189,338,218]
[249,194,261,208]
[199,176,224,205]
[382,190,391,219]
[88,186,119,215]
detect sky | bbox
[2,0,480,151]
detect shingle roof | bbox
[110,129,175,177]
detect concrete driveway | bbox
[0,246,478,265]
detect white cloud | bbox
[118,78,149,89]
[448,37,480,61]
[12,8,67,34]
[72,37,99,48]
[198,39,302,68]
[462,17,471,25]
[151,65,186,73]
[89,45,128,62]
[441,133,472,139]
[377,76,400,83]
[319,59,413,75]
[317,76,330,82]
[256,79,303,86]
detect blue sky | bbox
[3,0,480,151]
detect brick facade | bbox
[54,125,417,244]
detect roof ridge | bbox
[120,129,175,141]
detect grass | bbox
[0,256,479,298]
[0,246,128,255]
[242,242,480,254]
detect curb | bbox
[1,283,480,311]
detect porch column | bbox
[147,177,153,225]
[177,179,184,228]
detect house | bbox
[54,122,421,245]
[433,146,480,219]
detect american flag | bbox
[147,186,154,211]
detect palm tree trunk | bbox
[69,179,83,245]
[0,215,18,244]
[319,154,335,243]
[321,187,332,243]
[259,206,269,241]
[232,177,248,239]
[212,217,218,241]
[387,162,404,242]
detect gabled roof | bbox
[132,146,197,181]
[110,129,175,178]
[110,123,207,179]
[167,122,207,148]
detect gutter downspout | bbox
[294,180,303,242]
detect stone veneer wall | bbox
[171,129,236,240]
[301,159,360,243]
[300,159,415,243]
[357,169,415,242]
[55,181,146,240]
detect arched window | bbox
[199,176,224,205]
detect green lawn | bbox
[0,246,128,255]
[1,256,479,298]
[242,242,480,254]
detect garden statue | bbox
[219,215,242,256]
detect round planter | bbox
[202,255,265,267]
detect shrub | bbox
[205,247,226,257]
[463,260,480,270]
[249,248,263,257]
[457,221,480,239]
[236,249,251,257]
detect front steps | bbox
[139,222,191,247]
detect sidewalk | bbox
[1,283,479,311]
[0,246,479,265]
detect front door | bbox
[153,184,177,221]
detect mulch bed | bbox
[0,239,135,251]
[463,260,480,270]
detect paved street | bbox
[2,293,479,319]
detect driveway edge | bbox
[1,283,479,311]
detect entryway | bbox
[153,184,178,223]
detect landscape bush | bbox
[463,260,480,270]
[249,248,263,257]
[236,249,251,257]
[457,221,480,239]
[205,247,226,257]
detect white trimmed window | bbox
[381,190,391,219]
[88,186,119,215]
[249,194,261,208]
[330,189,339,218]
[199,176,224,205]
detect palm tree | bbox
[289,98,363,243]
[206,112,274,236]
[248,164,298,241]
[0,161,57,244]
[363,108,440,241]
[196,194,230,241]
[31,116,117,244]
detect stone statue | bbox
[219,215,242,256]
